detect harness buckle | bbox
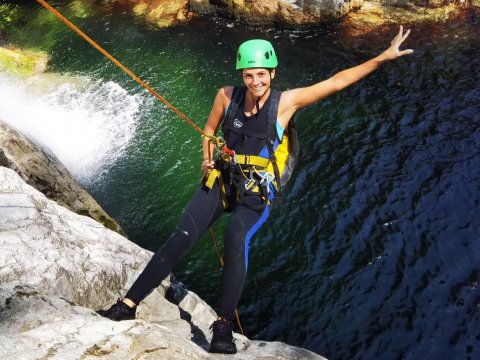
[260,172,275,186]
[244,178,256,191]
[222,147,237,165]
[254,170,275,195]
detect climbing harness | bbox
[204,86,300,211]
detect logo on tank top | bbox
[233,118,243,129]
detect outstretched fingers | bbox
[399,26,412,45]
[391,25,403,44]
[393,26,410,45]
[388,25,414,58]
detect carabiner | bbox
[203,134,225,150]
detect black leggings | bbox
[125,181,270,321]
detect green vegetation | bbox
[0,46,48,78]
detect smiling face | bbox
[241,68,276,97]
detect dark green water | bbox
[2,1,480,359]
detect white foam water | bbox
[0,73,146,182]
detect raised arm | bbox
[278,26,413,127]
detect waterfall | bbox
[0,73,147,182]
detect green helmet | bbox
[236,39,278,70]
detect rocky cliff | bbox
[0,119,125,235]
[93,0,363,28]
[99,0,475,28]
[189,0,364,26]
[0,166,326,359]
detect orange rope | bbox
[37,0,243,335]
[35,0,210,139]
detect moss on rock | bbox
[0,46,48,78]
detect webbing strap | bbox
[204,169,229,209]
[220,154,270,168]
[205,169,221,189]
[265,89,283,197]
[267,89,282,143]
[222,87,245,133]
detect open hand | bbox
[382,25,414,61]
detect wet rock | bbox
[117,0,193,27]
[0,119,125,235]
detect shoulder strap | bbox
[264,89,284,205]
[222,86,245,133]
[266,89,282,142]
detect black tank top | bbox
[223,91,272,156]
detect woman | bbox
[97,26,413,354]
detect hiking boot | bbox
[209,318,237,354]
[96,299,136,321]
